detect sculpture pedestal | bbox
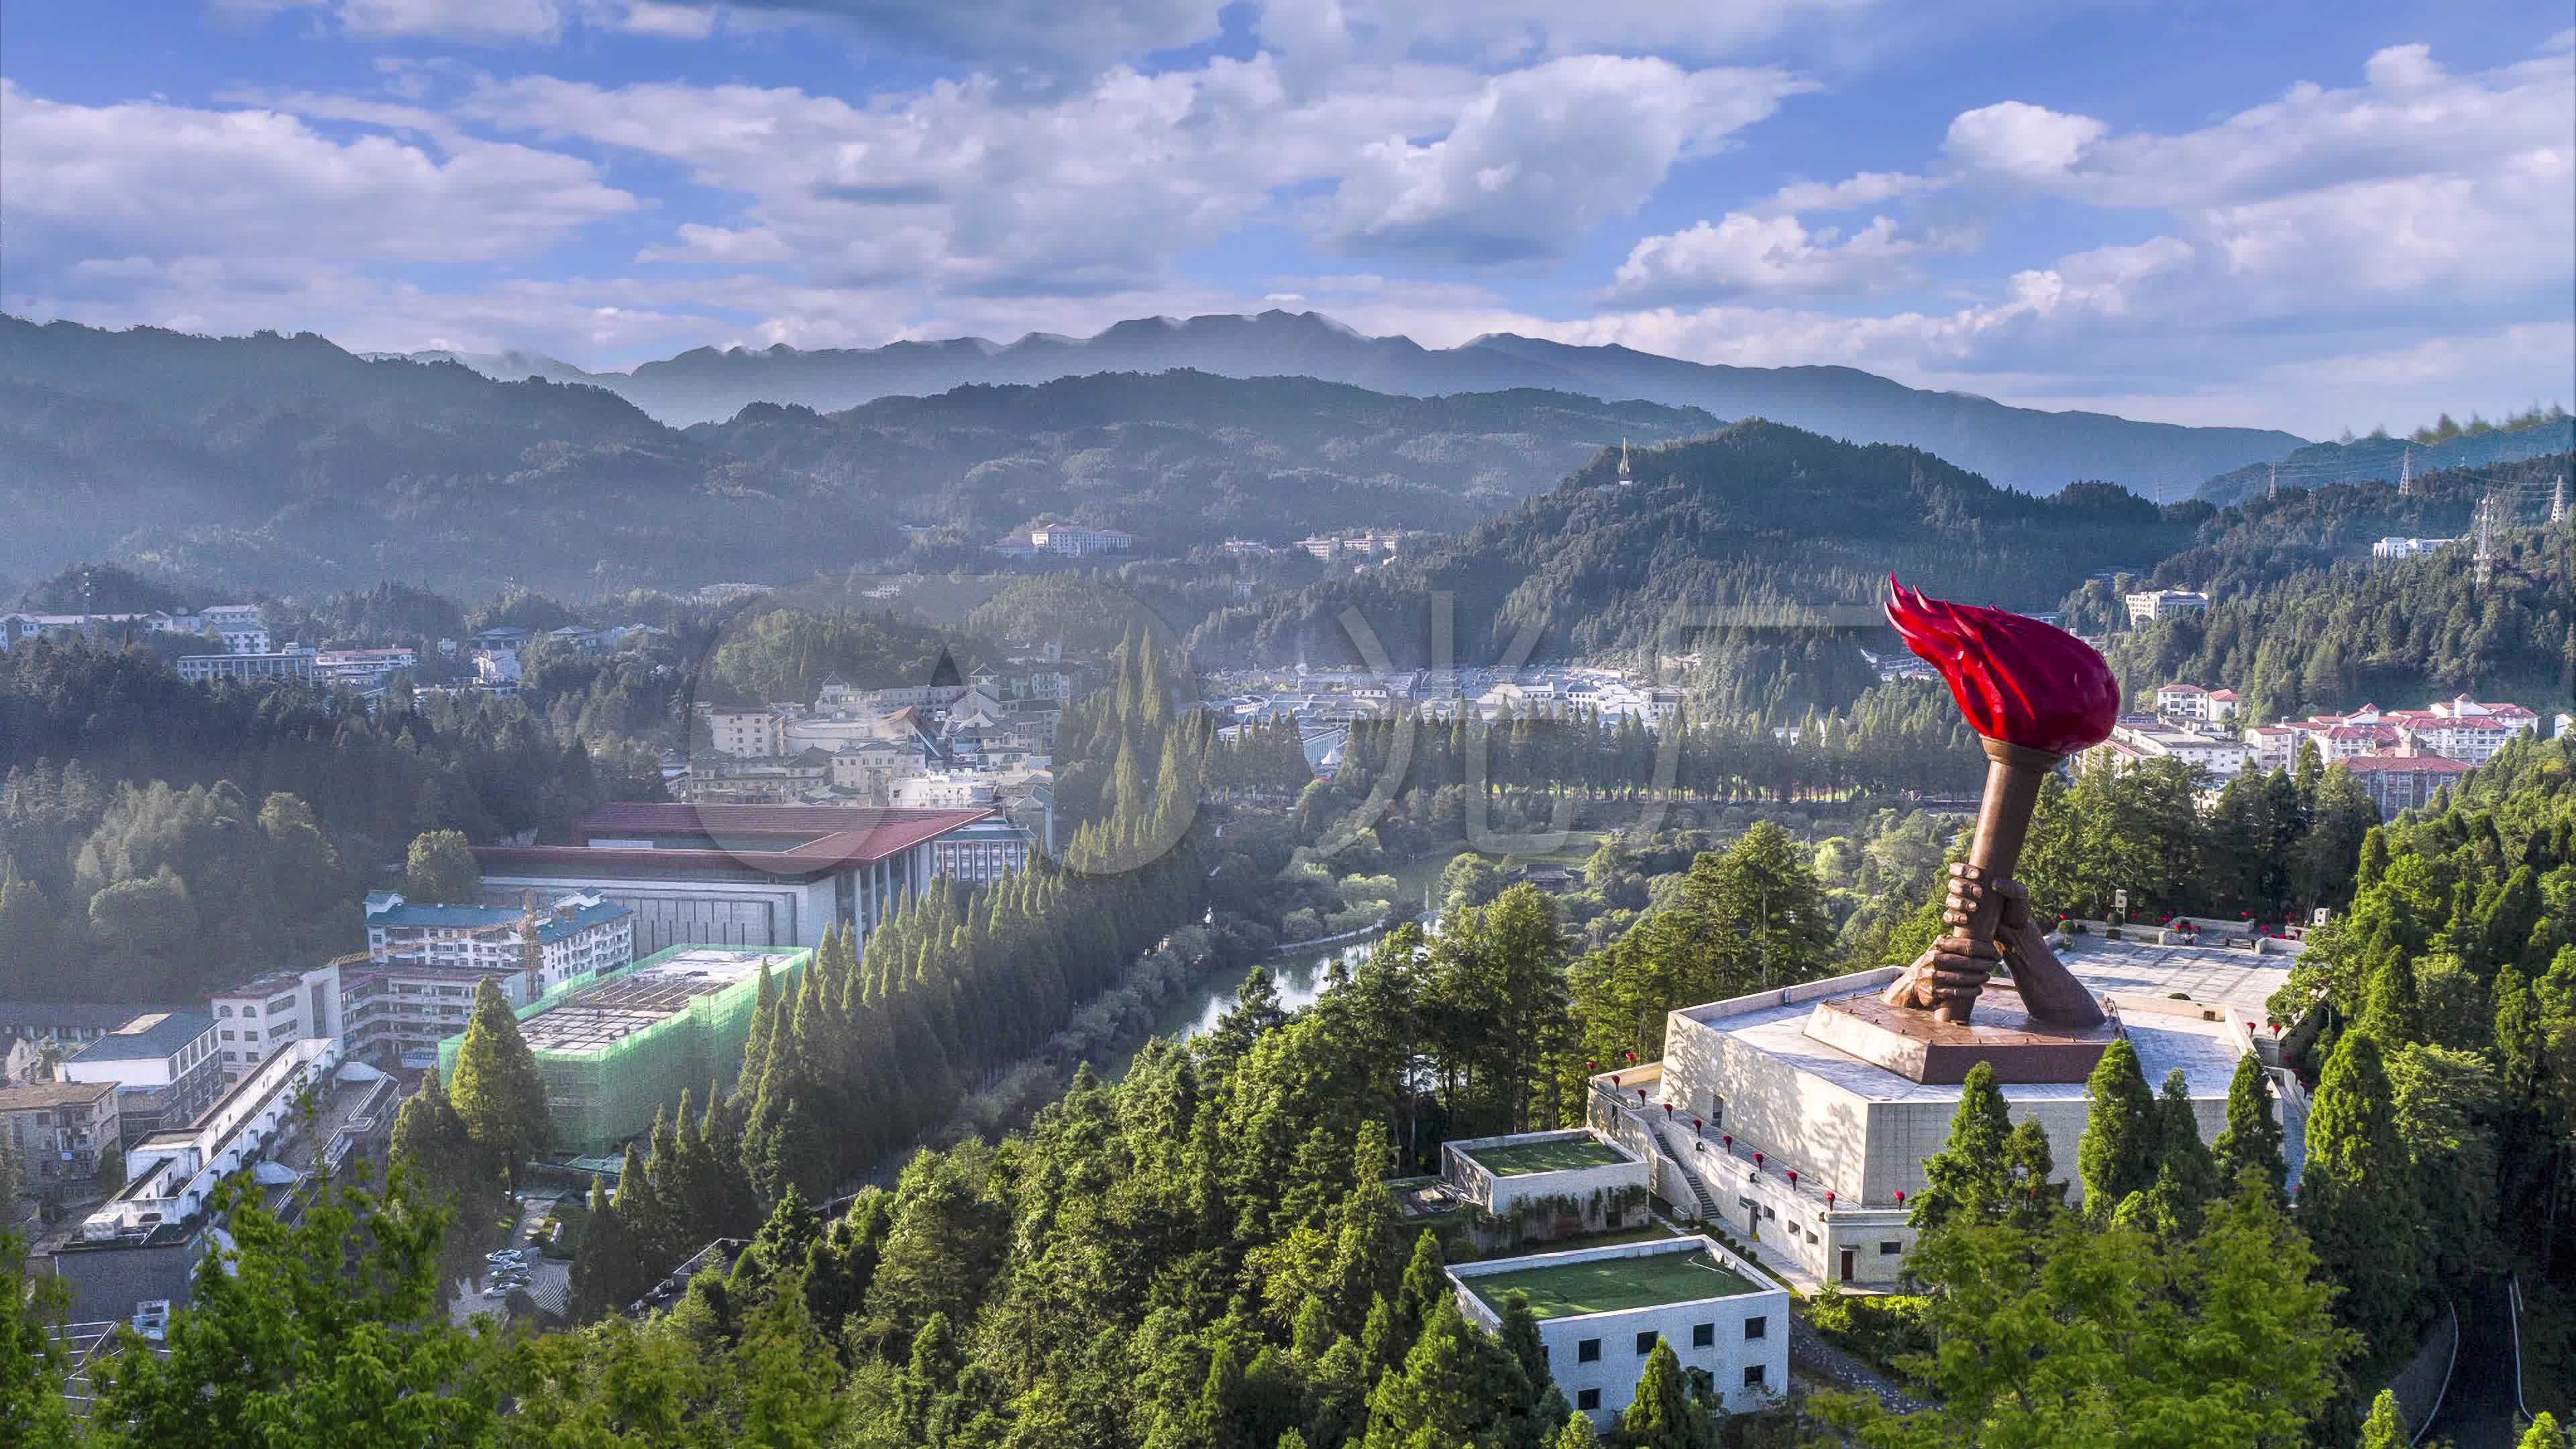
[1802,986,2115,1085]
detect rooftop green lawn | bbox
[1466,1249,1762,1320]
[1464,1138,1630,1176]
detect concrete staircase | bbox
[1648,1116,1725,1222]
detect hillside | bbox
[686,370,1723,547]
[2197,417,2573,505]
[0,318,1717,598]
[1185,421,2212,710]
[408,309,2304,497]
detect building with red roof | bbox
[474,802,1027,955]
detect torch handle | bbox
[1937,737,2065,1024]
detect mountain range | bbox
[391,309,2304,499]
[2196,418,2575,505]
[0,317,1713,599]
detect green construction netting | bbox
[437,944,810,1156]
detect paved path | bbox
[2424,1274,2520,1449]
[1788,1318,1931,1415]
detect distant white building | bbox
[2083,724,2251,784]
[2151,683,2240,724]
[209,961,344,1086]
[2372,537,2457,561]
[174,649,318,685]
[1026,525,1132,556]
[2125,589,2210,625]
[194,605,270,655]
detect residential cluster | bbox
[986,523,1134,559]
[1199,664,1684,780]
[2084,686,2544,818]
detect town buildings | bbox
[364,891,635,987]
[59,1014,223,1144]
[175,649,319,685]
[989,524,1134,558]
[0,604,267,655]
[2123,588,2210,625]
[2340,751,2477,818]
[2233,696,2542,785]
[0,1081,121,1188]
[2372,536,2457,560]
[2081,722,2253,784]
[209,963,344,1087]
[2150,683,2241,724]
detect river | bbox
[1108,847,1470,1077]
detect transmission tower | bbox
[2398,447,2414,496]
[2267,462,2278,499]
[2473,492,2498,588]
[2553,474,2567,525]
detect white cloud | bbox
[1755,170,1943,215]
[636,224,794,264]
[216,0,567,43]
[1318,56,1810,261]
[1607,213,1923,300]
[1943,100,2106,182]
[0,81,636,265]
[622,0,1231,76]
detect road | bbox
[2424,1274,2521,1449]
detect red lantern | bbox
[1721,1134,1733,1150]
[1786,1169,1797,1186]
[1587,1059,1598,1072]
[1663,1104,1674,1120]
[1611,1074,1621,1087]
[1754,1152,1764,1167]
[1693,1118,1703,1133]
[1825,1191,1835,1208]
[2269,1023,2280,1038]
[1637,1089,1648,1105]
[1894,1189,1905,1204]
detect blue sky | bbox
[3,0,2569,437]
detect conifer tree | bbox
[568,1173,632,1321]
[1913,1061,2013,1232]
[2002,1119,2068,1230]
[2212,1053,2289,1205]
[1360,1296,1529,1449]
[2518,1411,2566,1448]
[1554,1412,1600,1449]
[2147,1067,2222,1237]
[2078,1038,2159,1219]
[1618,1338,1717,1449]
[449,977,548,1191]
[2357,1388,2406,1448]
[2300,1030,2427,1362]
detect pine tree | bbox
[1617,1338,1715,1449]
[2002,1119,2068,1230]
[568,1173,632,1321]
[2300,1030,2427,1363]
[1360,1296,1530,1449]
[2147,1067,2221,1237]
[449,977,548,1191]
[2518,1411,2566,1448]
[1913,1061,2014,1232]
[2078,1038,2159,1219]
[2211,1053,2289,1205]
[1555,1413,1601,1449]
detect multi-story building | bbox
[59,1013,222,1144]
[2081,724,2251,784]
[209,962,344,1086]
[1027,524,1132,556]
[474,802,1012,955]
[2371,536,2457,560]
[892,770,997,810]
[0,1081,122,1188]
[194,605,270,655]
[2241,696,2540,774]
[0,1002,167,1050]
[2125,589,2210,625]
[925,815,1034,884]
[2150,683,2241,724]
[2343,751,2476,819]
[312,647,418,688]
[362,891,634,990]
[706,708,788,759]
[176,648,318,685]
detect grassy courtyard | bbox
[1466,1248,1762,1320]
[1464,1137,1631,1176]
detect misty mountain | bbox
[2196,418,2576,505]
[0,317,1711,600]
[403,309,2305,498]
[686,370,1723,547]
[1187,421,2210,702]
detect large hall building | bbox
[473,802,1030,955]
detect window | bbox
[242,1006,258,1017]
[1744,1316,1768,1341]
[1576,1389,1601,1412]
[1691,1323,1714,1348]
[1576,1338,1601,1364]
[1880,1240,1903,1255]
[218,1006,233,1018]
[1743,1365,1766,1390]
[221,1030,236,1041]
[1763,1205,1776,1219]
[1635,1331,1656,1356]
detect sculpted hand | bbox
[1942,862,2031,938]
[1883,933,1999,1011]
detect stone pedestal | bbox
[1801,986,2115,1085]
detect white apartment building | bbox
[892,769,996,810]
[362,892,635,994]
[2372,537,2457,560]
[708,708,788,759]
[176,649,318,685]
[60,1013,223,1144]
[194,605,270,655]
[2125,589,2210,625]
[2241,696,2540,775]
[2151,683,2241,724]
[209,961,343,1085]
[2084,724,2251,783]
[78,1036,342,1240]
[1025,525,1133,557]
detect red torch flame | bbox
[1884,576,2120,756]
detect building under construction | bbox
[437,943,810,1156]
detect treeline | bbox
[0,637,663,1000]
[2265,733,2576,1403]
[2091,517,2572,722]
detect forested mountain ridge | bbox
[405,307,2305,496]
[1187,421,2209,706]
[686,370,1723,548]
[2197,415,2573,505]
[0,316,857,601]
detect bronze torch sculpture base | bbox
[1805,985,2116,1085]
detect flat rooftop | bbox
[1464,1138,1630,1177]
[1684,939,2284,1105]
[517,948,791,1055]
[68,1012,213,1063]
[1466,1247,1762,1320]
